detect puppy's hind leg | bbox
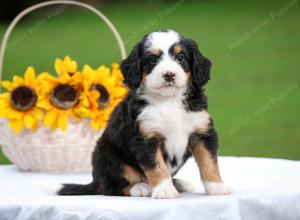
[121,164,151,197]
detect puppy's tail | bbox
[40,182,98,196]
[58,182,98,195]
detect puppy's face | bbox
[141,31,191,96]
[121,30,211,97]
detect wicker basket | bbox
[0,0,126,173]
[0,118,102,172]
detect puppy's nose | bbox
[163,72,175,82]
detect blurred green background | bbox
[0,0,299,164]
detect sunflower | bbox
[0,67,43,133]
[111,63,125,87]
[37,70,88,131]
[55,56,78,76]
[81,64,127,130]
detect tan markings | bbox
[192,142,222,183]
[138,121,163,139]
[186,71,193,84]
[150,49,161,56]
[173,44,183,54]
[140,129,161,139]
[122,184,133,196]
[196,126,209,135]
[142,73,147,84]
[144,148,170,187]
[123,165,142,185]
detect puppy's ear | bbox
[120,42,143,89]
[186,39,211,88]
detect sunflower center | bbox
[92,84,110,109]
[50,84,78,109]
[10,86,37,111]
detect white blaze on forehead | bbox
[145,30,181,53]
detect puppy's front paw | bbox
[204,182,232,195]
[152,178,180,199]
[130,183,152,197]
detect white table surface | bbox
[0,156,300,220]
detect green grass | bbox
[0,0,299,164]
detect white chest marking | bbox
[137,98,210,172]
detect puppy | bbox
[58,29,231,198]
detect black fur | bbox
[120,42,144,89]
[188,119,219,159]
[184,38,211,89]
[59,182,97,195]
[182,38,211,112]
[58,30,219,196]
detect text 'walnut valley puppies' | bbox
[56,29,232,199]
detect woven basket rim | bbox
[0,0,127,82]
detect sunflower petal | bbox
[104,75,115,88]
[112,87,127,98]
[60,73,71,84]
[31,122,38,131]
[71,72,83,83]
[24,113,36,129]
[55,58,63,74]
[69,61,78,73]
[24,67,36,87]
[40,72,56,81]
[0,92,10,99]
[91,117,101,131]
[75,105,90,117]
[0,100,9,109]
[58,114,68,131]
[64,56,71,65]
[111,63,119,69]
[31,108,43,120]
[37,72,52,81]
[12,76,24,87]
[1,81,15,91]
[37,99,52,110]
[7,109,23,119]
[97,65,110,79]
[9,119,24,133]
[82,96,90,107]
[82,65,93,75]
[90,90,100,100]
[0,107,9,117]
[51,117,59,130]
[44,110,57,126]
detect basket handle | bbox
[0,0,127,91]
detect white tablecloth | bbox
[0,157,299,220]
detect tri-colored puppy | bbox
[58,29,231,199]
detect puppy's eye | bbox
[176,54,185,63]
[149,56,159,65]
